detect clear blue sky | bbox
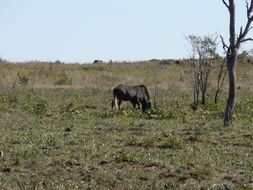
[0,0,252,63]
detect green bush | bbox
[18,73,29,86]
[54,72,72,85]
[23,97,51,116]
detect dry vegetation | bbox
[0,58,253,189]
[0,59,191,91]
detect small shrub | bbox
[23,98,51,116]
[113,151,140,163]
[159,138,185,149]
[111,150,156,164]
[54,72,72,85]
[18,73,29,86]
[33,103,48,115]
[57,102,85,119]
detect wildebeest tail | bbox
[139,85,150,100]
[112,88,120,109]
[111,90,116,108]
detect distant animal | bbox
[93,60,104,64]
[111,84,151,111]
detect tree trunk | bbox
[201,92,206,104]
[224,0,237,126]
[224,51,238,125]
[214,92,218,104]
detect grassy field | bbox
[0,59,253,189]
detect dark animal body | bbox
[112,84,151,111]
[93,60,104,64]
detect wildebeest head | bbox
[140,98,151,111]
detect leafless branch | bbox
[240,37,253,43]
[236,1,253,47]
[222,0,230,10]
[215,58,227,103]
[246,1,250,18]
[239,26,243,36]
[246,0,253,19]
[220,35,229,53]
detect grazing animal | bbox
[111,84,151,111]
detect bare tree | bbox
[214,57,227,104]
[221,0,253,125]
[191,57,201,109]
[187,35,218,108]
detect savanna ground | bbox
[0,58,253,189]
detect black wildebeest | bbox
[111,84,151,111]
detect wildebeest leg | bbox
[131,100,137,109]
[118,99,122,109]
[134,102,141,109]
[139,97,145,111]
[114,96,119,109]
[133,102,137,109]
[136,101,141,109]
[111,100,115,108]
[134,97,141,109]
